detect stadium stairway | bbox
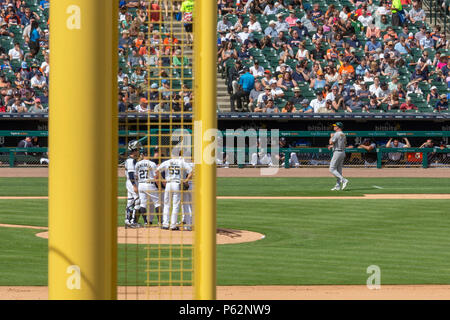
[217,75,231,112]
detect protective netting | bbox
[119,0,195,300]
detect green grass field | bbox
[1,177,450,197]
[0,177,450,286]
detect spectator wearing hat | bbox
[30,72,46,90]
[256,86,273,110]
[310,90,326,113]
[285,9,299,27]
[310,67,326,88]
[247,81,264,112]
[0,22,13,37]
[290,87,304,105]
[269,78,284,98]
[275,13,289,33]
[148,83,159,110]
[28,98,46,113]
[292,19,309,39]
[250,60,265,77]
[434,94,448,112]
[339,58,355,78]
[298,98,313,113]
[264,20,278,38]
[261,70,273,87]
[135,97,149,113]
[427,86,439,103]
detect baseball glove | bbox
[183,181,190,190]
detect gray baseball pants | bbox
[329,151,345,186]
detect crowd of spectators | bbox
[220,0,450,114]
[0,0,49,114]
[118,0,195,113]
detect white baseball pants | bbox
[163,181,181,228]
[138,182,161,223]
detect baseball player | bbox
[156,155,193,230]
[124,140,141,228]
[181,160,194,231]
[328,122,349,191]
[135,149,161,226]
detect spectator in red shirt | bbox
[400,97,418,111]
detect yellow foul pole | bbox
[49,0,118,299]
[194,0,217,300]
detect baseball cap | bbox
[301,99,309,105]
[332,122,344,129]
[296,19,302,23]
[162,79,168,84]
[269,20,276,25]
[431,86,437,90]
[151,83,158,89]
[269,79,277,85]
[140,97,148,103]
[264,86,271,90]
[35,98,41,103]
[264,70,271,74]
[440,94,447,99]
[21,62,28,69]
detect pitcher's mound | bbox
[35,227,265,245]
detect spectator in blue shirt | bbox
[230,67,254,112]
[394,37,411,55]
[365,36,382,55]
[434,94,448,112]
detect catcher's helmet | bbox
[128,140,142,152]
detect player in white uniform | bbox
[156,156,193,230]
[181,160,194,231]
[135,150,161,226]
[124,140,141,228]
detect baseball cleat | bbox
[341,179,349,190]
[170,226,179,231]
[331,186,340,191]
[161,225,169,230]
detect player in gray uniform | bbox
[328,122,349,191]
